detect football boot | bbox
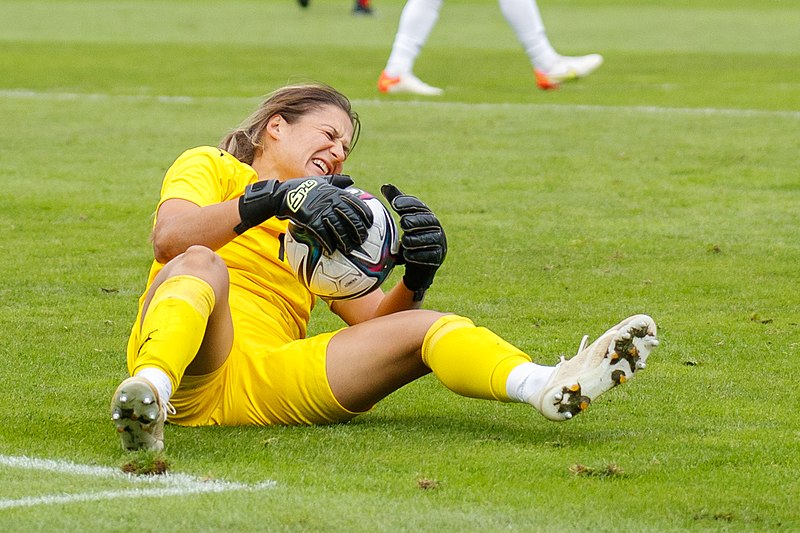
[353,0,373,15]
[529,314,658,420]
[534,53,604,90]
[111,376,173,452]
[377,71,444,96]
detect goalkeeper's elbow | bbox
[152,239,181,264]
[151,226,187,264]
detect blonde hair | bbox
[218,83,360,165]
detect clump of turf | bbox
[417,477,440,490]
[120,452,170,476]
[569,463,625,478]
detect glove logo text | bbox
[287,179,319,212]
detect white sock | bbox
[506,362,556,403]
[384,0,443,76]
[497,0,559,72]
[135,367,173,404]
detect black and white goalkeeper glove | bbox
[381,184,447,300]
[235,174,373,255]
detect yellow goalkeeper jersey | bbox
[139,146,315,342]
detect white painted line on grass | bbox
[1,88,798,120]
[0,484,273,511]
[0,454,275,510]
[0,89,240,105]
[358,99,800,120]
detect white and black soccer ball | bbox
[284,187,400,300]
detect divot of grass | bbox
[416,477,440,490]
[693,510,736,523]
[568,463,625,478]
[120,452,170,476]
[749,313,773,324]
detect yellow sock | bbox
[421,315,532,402]
[131,275,215,392]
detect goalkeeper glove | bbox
[235,174,373,255]
[381,184,447,300]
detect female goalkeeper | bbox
[111,83,658,452]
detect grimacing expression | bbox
[267,105,354,179]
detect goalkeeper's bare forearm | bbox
[330,280,426,326]
[152,198,241,264]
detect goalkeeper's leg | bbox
[326,312,542,411]
[421,314,658,420]
[326,312,657,421]
[112,245,233,451]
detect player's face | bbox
[267,105,354,180]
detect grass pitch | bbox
[0,0,798,530]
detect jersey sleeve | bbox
[158,147,246,209]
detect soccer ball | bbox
[284,187,400,300]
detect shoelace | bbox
[576,334,589,355]
[557,334,590,365]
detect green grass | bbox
[1,0,798,530]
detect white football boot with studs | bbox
[529,314,659,420]
[111,376,174,451]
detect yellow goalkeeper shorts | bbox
[126,293,365,427]
[163,327,365,426]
